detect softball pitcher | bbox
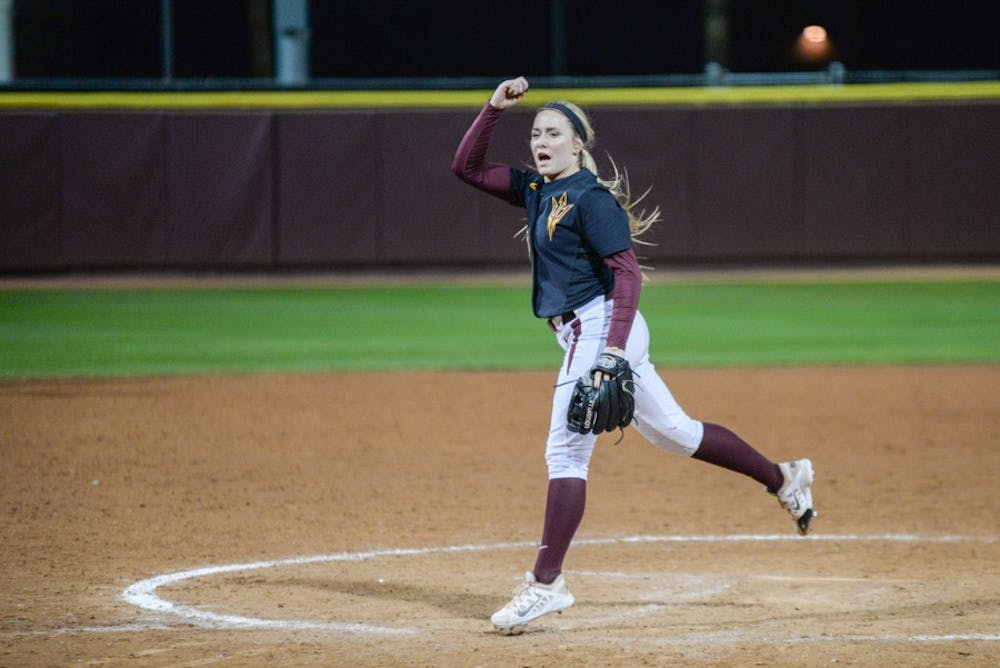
[451,77,817,635]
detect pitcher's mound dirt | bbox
[2,365,998,666]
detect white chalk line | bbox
[639,631,1000,646]
[111,533,997,641]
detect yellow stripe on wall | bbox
[1,81,999,110]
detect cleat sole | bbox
[797,508,816,535]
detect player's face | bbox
[531,110,582,182]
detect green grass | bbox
[640,281,998,366]
[1,280,997,379]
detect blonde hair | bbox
[543,100,660,243]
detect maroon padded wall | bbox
[59,113,167,266]
[904,105,1000,256]
[0,114,61,269]
[693,107,802,258]
[799,107,909,256]
[165,114,274,265]
[275,113,379,264]
[1,101,997,272]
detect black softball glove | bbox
[567,352,636,435]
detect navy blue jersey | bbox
[509,168,632,318]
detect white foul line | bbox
[120,533,999,639]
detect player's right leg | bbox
[489,297,601,634]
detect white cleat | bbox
[490,571,575,635]
[776,459,817,535]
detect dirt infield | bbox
[2,365,998,666]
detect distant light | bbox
[803,25,828,44]
[795,24,833,64]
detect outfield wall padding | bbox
[1,102,998,271]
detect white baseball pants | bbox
[545,295,704,480]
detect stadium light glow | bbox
[803,25,828,44]
[795,24,833,64]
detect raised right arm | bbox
[450,102,512,199]
[450,77,530,201]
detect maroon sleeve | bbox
[603,248,642,350]
[450,102,513,201]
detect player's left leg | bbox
[626,311,817,534]
[693,424,818,533]
[625,311,704,454]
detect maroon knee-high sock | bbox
[693,423,783,492]
[532,477,586,585]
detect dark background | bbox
[4,1,998,272]
[10,0,1000,81]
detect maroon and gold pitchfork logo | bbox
[546,192,574,241]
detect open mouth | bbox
[536,152,551,164]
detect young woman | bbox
[451,77,817,635]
